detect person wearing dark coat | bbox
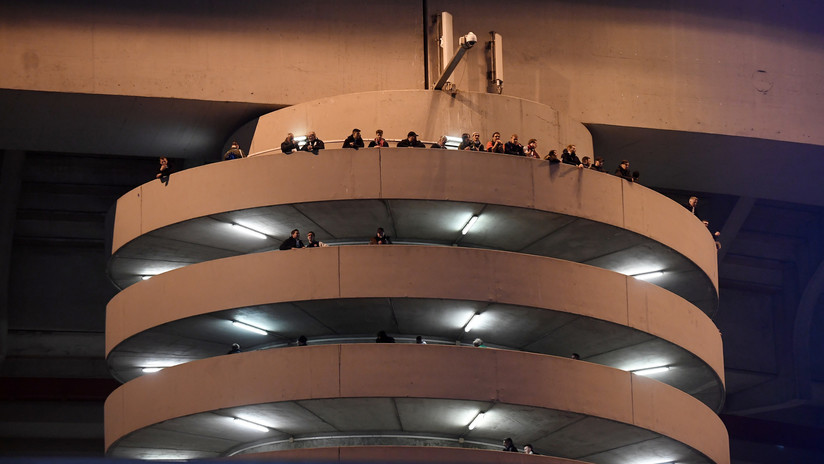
[591,156,605,172]
[156,157,172,185]
[342,128,365,149]
[300,132,325,154]
[281,133,300,154]
[503,438,518,452]
[279,229,305,250]
[544,150,561,164]
[375,330,395,343]
[431,135,448,149]
[459,132,483,151]
[370,227,392,244]
[504,134,525,156]
[397,131,426,148]
[614,160,634,181]
[561,144,582,166]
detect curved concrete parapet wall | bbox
[248,90,593,158]
[109,149,719,313]
[235,446,588,463]
[106,246,725,408]
[104,345,729,464]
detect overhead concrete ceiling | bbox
[108,199,719,315]
[107,296,723,409]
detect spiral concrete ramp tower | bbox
[104,90,729,464]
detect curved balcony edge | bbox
[104,344,729,464]
[106,245,725,393]
[110,149,719,311]
[230,445,589,463]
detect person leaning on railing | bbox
[486,132,505,153]
[281,133,300,154]
[368,129,390,147]
[342,128,364,149]
[301,132,325,154]
[396,131,426,148]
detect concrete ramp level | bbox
[104,92,728,464]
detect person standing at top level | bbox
[581,156,591,169]
[524,139,540,159]
[431,135,448,149]
[687,196,699,214]
[614,160,634,181]
[504,134,524,156]
[342,128,364,149]
[279,229,305,250]
[370,227,392,244]
[486,132,505,153]
[591,156,605,172]
[301,132,325,154]
[281,133,300,154]
[544,150,561,164]
[223,141,245,160]
[368,129,390,148]
[562,144,582,167]
[397,131,426,148]
[459,132,483,151]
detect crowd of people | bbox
[252,129,641,182]
[277,227,391,250]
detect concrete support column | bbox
[0,151,25,365]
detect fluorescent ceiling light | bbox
[232,417,269,433]
[231,223,268,240]
[468,412,485,430]
[141,275,153,281]
[463,313,481,332]
[461,215,479,235]
[632,270,664,280]
[632,365,671,376]
[231,320,268,335]
[141,367,164,373]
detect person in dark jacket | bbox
[502,438,518,452]
[375,330,395,343]
[301,132,325,154]
[544,150,561,164]
[431,135,448,149]
[281,133,300,154]
[156,157,172,185]
[306,231,326,247]
[279,229,305,250]
[368,129,390,148]
[397,131,426,148]
[459,132,483,151]
[504,134,524,156]
[342,128,364,149]
[591,156,605,172]
[561,144,582,167]
[370,227,392,244]
[614,160,634,181]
